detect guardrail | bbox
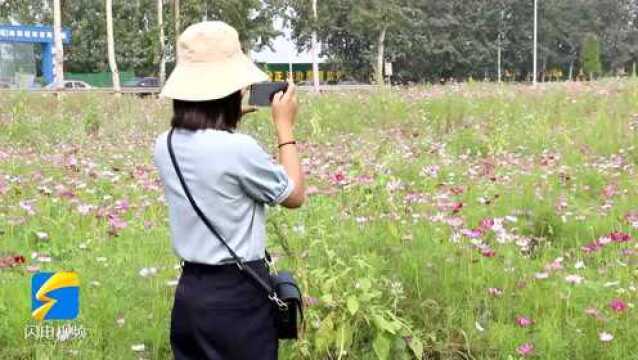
[0,87,161,95]
[0,84,380,96]
[297,84,379,91]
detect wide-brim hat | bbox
[160,21,268,101]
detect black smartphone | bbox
[249,81,288,107]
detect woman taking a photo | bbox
[153,21,305,359]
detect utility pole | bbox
[106,0,120,93]
[52,0,64,89]
[497,9,503,83]
[158,0,166,86]
[533,0,538,85]
[174,0,180,62]
[311,0,320,92]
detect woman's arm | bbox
[271,81,305,209]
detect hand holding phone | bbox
[248,81,289,107]
[271,81,297,134]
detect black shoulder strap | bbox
[166,127,274,295]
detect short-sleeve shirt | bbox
[153,128,294,265]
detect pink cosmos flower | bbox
[544,258,563,271]
[609,232,631,243]
[479,218,494,231]
[517,343,534,357]
[19,200,36,215]
[461,228,483,239]
[581,240,603,253]
[585,307,600,317]
[451,202,463,213]
[330,171,347,185]
[114,199,130,212]
[54,184,76,199]
[0,178,7,195]
[480,247,496,257]
[488,287,503,297]
[107,214,128,235]
[76,203,93,215]
[598,236,612,245]
[0,254,26,269]
[609,299,627,313]
[445,217,464,228]
[602,184,617,199]
[565,274,584,284]
[355,175,374,184]
[65,155,79,170]
[584,305,610,321]
[516,315,533,327]
[420,165,439,178]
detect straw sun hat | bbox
[160,21,268,101]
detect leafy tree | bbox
[582,33,602,79]
[0,0,282,76]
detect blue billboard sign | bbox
[0,24,72,85]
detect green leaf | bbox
[407,337,424,359]
[335,322,354,352]
[320,293,334,305]
[359,278,372,291]
[347,296,359,315]
[373,314,399,334]
[388,222,399,239]
[315,314,335,353]
[373,333,391,360]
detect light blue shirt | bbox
[153,128,294,265]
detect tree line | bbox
[1,0,637,84]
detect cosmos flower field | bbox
[0,81,637,359]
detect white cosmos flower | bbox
[535,272,550,280]
[599,332,614,342]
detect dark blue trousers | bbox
[170,260,278,360]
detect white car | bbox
[46,80,93,90]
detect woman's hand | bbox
[271,80,304,209]
[271,80,297,140]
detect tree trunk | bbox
[497,34,501,83]
[311,0,320,92]
[158,0,166,86]
[376,25,388,86]
[53,0,64,89]
[174,0,180,62]
[106,0,120,92]
[633,61,636,78]
[568,61,573,81]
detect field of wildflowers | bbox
[0,80,637,359]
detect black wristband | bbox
[278,140,297,148]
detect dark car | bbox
[124,77,160,88]
[123,77,160,96]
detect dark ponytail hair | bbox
[171,90,242,131]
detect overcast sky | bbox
[250,17,324,64]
